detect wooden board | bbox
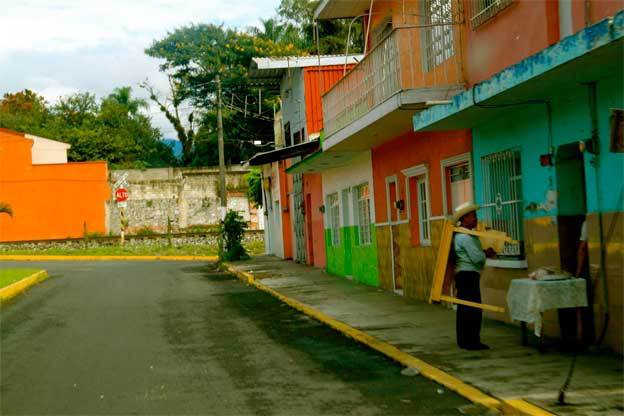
[429,220,510,312]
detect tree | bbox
[0,88,176,169]
[141,78,197,165]
[275,0,363,54]
[245,169,263,208]
[145,24,297,166]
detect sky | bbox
[0,0,281,138]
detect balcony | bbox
[321,26,464,151]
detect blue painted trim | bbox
[413,10,624,131]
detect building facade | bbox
[0,128,109,242]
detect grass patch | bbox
[0,269,41,289]
[0,241,265,257]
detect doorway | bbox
[386,176,403,294]
[305,193,314,265]
[555,142,594,344]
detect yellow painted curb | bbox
[502,399,556,416]
[0,270,49,302]
[222,262,555,416]
[0,255,218,262]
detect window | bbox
[327,193,340,246]
[442,155,473,215]
[421,0,454,72]
[404,164,431,246]
[284,122,292,147]
[416,177,431,243]
[471,0,513,29]
[480,148,523,257]
[354,183,372,245]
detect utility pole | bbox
[216,73,227,218]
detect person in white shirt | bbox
[452,202,496,351]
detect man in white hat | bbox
[452,202,496,350]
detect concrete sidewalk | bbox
[225,256,623,416]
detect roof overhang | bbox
[413,11,624,132]
[286,150,363,174]
[248,140,320,166]
[249,55,363,81]
[314,0,371,20]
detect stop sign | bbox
[115,187,129,203]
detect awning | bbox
[247,140,320,166]
[413,11,624,132]
[286,150,362,174]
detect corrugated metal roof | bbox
[303,65,355,134]
[249,55,363,80]
[314,0,370,20]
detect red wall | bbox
[460,0,558,86]
[278,160,293,259]
[303,65,355,134]
[460,0,623,87]
[0,129,109,242]
[371,130,471,225]
[303,173,326,267]
[572,0,624,33]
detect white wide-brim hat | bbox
[452,202,480,224]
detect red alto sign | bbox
[115,187,129,203]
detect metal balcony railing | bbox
[322,25,462,138]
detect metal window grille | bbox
[422,0,455,72]
[328,193,340,246]
[480,149,523,256]
[471,0,513,29]
[355,184,372,246]
[417,177,431,242]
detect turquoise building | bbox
[414,11,624,353]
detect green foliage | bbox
[134,226,159,236]
[0,88,177,169]
[218,210,249,261]
[245,169,263,208]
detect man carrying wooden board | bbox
[452,202,497,351]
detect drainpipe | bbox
[587,81,610,344]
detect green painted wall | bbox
[325,226,379,286]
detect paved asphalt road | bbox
[0,261,472,415]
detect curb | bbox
[0,270,49,303]
[222,262,554,416]
[0,255,219,262]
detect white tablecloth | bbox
[506,278,588,336]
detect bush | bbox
[245,169,263,208]
[219,210,249,261]
[134,226,158,236]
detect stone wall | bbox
[108,166,263,235]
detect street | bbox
[0,261,470,415]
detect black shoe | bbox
[464,343,490,351]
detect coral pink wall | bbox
[303,173,326,267]
[371,129,471,225]
[0,129,109,242]
[460,0,558,86]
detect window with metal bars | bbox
[480,148,524,257]
[327,193,341,246]
[354,183,372,246]
[470,0,513,29]
[421,0,455,72]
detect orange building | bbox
[0,128,109,242]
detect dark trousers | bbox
[455,271,482,347]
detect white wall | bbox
[321,151,376,226]
[27,135,70,165]
[280,68,307,144]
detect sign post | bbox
[115,187,129,245]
